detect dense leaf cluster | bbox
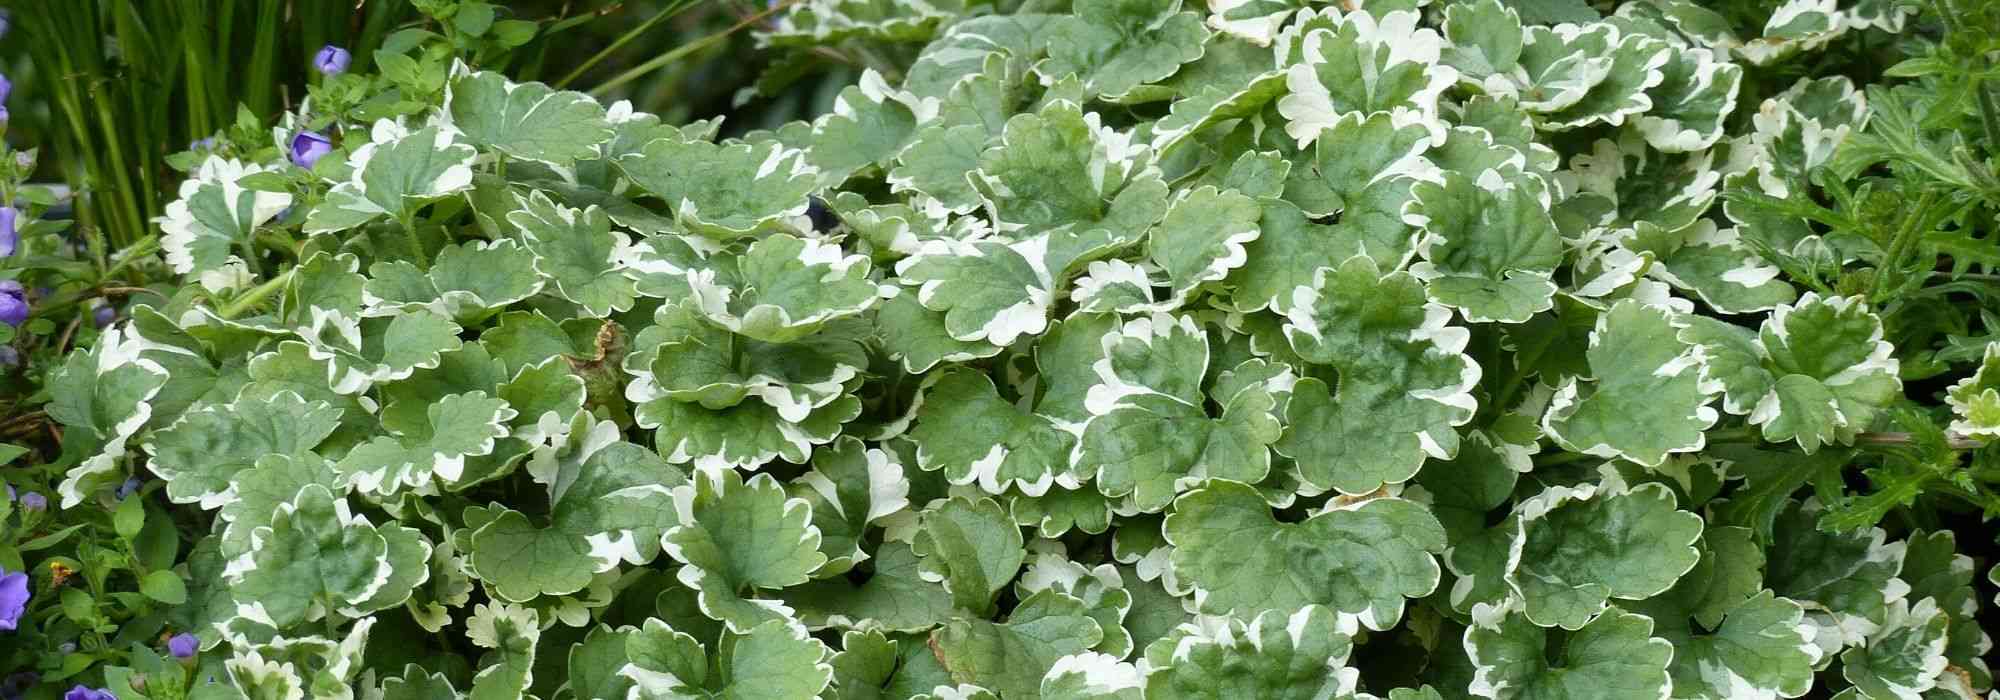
[23,0,2000,697]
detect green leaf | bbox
[48,329,170,507]
[788,437,911,574]
[469,419,686,602]
[688,233,889,343]
[1683,294,1901,452]
[508,190,641,318]
[305,122,477,233]
[1407,171,1562,324]
[1839,598,1949,700]
[970,100,1160,263]
[1634,588,1820,700]
[296,309,465,394]
[1539,30,1670,130]
[908,369,1074,495]
[363,239,544,324]
[1280,111,1434,269]
[1652,222,1798,314]
[1277,256,1480,495]
[1165,480,1445,628]
[1036,0,1209,99]
[896,237,1055,347]
[1276,10,1454,148]
[663,469,828,632]
[1222,199,1346,313]
[140,570,188,604]
[640,296,862,422]
[160,156,293,276]
[874,292,1006,373]
[616,134,818,238]
[1441,0,1524,80]
[1505,477,1704,630]
[622,618,834,699]
[807,70,929,183]
[447,69,613,166]
[633,389,860,471]
[1900,530,1992,691]
[1542,300,1721,466]
[783,540,956,633]
[334,391,515,494]
[1016,551,1135,657]
[467,602,541,700]
[1038,653,1142,700]
[911,496,1026,616]
[1146,186,1261,301]
[1764,499,1906,649]
[1141,605,1362,698]
[146,391,342,509]
[1081,315,1278,511]
[224,484,424,629]
[1465,605,1673,700]
[930,589,1104,700]
[1635,47,1742,152]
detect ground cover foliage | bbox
[6,0,2000,697]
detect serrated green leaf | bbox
[1165,480,1444,628]
[448,70,613,166]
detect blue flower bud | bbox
[17,492,44,512]
[289,131,333,169]
[62,685,114,700]
[0,207,17,258]
[0,294,25,328]
[314,45,352,76]
[168,632,199,659]
[92,303,116,329]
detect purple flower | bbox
[0,281,20,299]
[0,294,25,328]
[0,206,17,258]
[18,492,44,511]
[0,567,27,632]
[92,303,116,329]
[168,632,199,658]
[289,131,333,169]
[314,45,352,76]
[114,477,141,500]
[189,137,216,152]
[63,686,114,700]
[0,73,11,104]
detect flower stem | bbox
[218,266,296,320]
[398,210,431,270]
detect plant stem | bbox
[399,210,431,270]
[1873,189,1940,299]
[218,267,296,320]
[238,238,266,278]
[553,0,700,89]
[589,0,796,97]
[1855,431,1988,451]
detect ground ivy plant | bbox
[24,0,2000,697]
